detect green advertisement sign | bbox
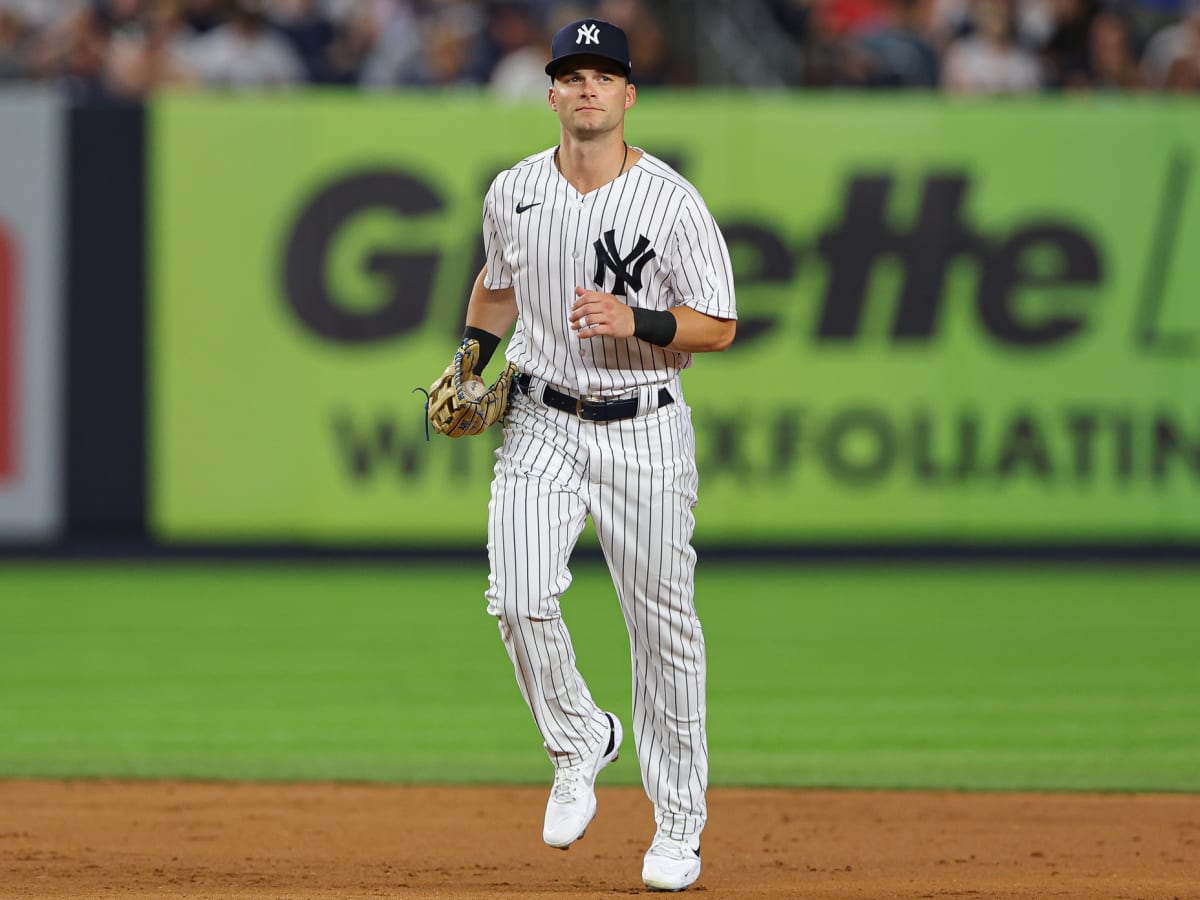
[151,94,1200,545]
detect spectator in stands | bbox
[416,4,481,85]
[179,0,228,35]
[942,0,1043,90]
[1141,0,1200,88]
[266,0,340,83]
[1019,0,1058,48]
[187,0,305,88]
[595,0,673,84]
[358,0,426,87]
[846,0,942,87]
[796,0,860,84]
[106,1,199,97]
[27,5,121,101]
[361,1,482,87]
[97,0,147,30]
[766,0,812,40]
[822,0,892,35]
[1083,8,1144,88]
[0,5,34,80]
[1039,0,1098,86]
[1,0,1199,93]
[484,1,550,101]
[2,0,85,31]
[321,3,382,84]
[323,0,392,28]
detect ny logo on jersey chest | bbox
[593,230,657,297]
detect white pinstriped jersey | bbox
[482,147,737,397]
[482,143,732,847]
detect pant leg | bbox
[586,400,708,840]
[485,394,611,766]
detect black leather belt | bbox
[516,373,673,422]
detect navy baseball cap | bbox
[545,18,632,79]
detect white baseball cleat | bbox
[542,712,622,849]
[642,833,701,891]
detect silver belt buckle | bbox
[577,393,604,418]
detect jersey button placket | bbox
[569,194,590,390]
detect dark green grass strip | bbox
[0,562,1196,790]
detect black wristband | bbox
[632,308,677,348]
[462,326,502,373]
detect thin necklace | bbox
[556,142,630,185]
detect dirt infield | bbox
[1,781,1198,899]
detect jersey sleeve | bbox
[481,179,513,290]
[668,194,737,320]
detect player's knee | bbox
[486,591,562,626]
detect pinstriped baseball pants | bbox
[485,387,708,841]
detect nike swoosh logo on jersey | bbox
[516,201,541,214]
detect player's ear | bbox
[549,84,558,111]
[625,83,636,110]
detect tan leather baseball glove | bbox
[426,338,517,438]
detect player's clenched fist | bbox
[569,287,634,339]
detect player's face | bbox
[549,58,635,138]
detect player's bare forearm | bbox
[569,288,735,353]
[465,268,518,338]
[663,305,736,353]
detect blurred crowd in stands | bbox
[0,0,1196,100]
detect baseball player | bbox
[425,17,736,893]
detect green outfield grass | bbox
[0,561,1197,791]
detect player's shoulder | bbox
[631,150,710,206]
[632,151,698,191]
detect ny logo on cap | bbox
[576,23,600,45]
